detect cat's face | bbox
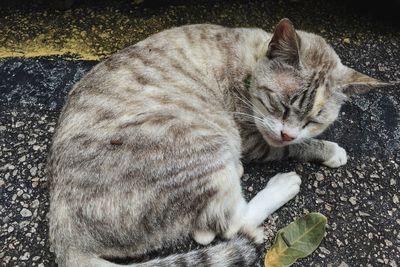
[250,19,386,147]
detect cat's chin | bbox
[260,131,303,147]
[266,139,287,147]
[260,132,287,147]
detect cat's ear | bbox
[338,66,390,95]
[266,18,300,66]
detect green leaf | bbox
[264,212,327,267]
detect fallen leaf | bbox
[265,212,327,267]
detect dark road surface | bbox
[0,1,399,266]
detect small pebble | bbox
[315,173,324,181]
[30,166,38,176]
[20,208,32,217]
[349,197,357,205]
[342,38,350,44]
[384,239,393,246]
[393,194,399,204]
[20,252,30,260]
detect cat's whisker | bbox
[232,92,266,119]
[234,93,253,108]
[259,118,276,133]
[232,112,256,120]
[236,93,266,119]
[232,112,264,125]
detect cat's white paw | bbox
[323,142,347,168]
[242,172,301,230]
[252,226,265,244]
[193,230,216,245]
[242,226,264,244]
[267,172,301,203]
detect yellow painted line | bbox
[0,7,172,60]
[0,4,381,60]
[0,47,101,61]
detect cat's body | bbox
[47,21,385,267]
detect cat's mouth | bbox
[260,131,286,147]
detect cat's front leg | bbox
[240,172,302,242]
[318,140,347,168]
[251,139,347,168]
[287,139,347,168]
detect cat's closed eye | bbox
[254,87,280,113]
[282,106,290,119]
[302,109,325,128]
[303,119,322,128]
[254,95,275,113]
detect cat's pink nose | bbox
[281,131,295,142]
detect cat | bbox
[47,18,387,267]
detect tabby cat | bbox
[47,19,386,267]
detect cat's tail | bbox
[66,236,258,267]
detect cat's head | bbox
[250,18,388,147]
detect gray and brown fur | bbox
[47,20,386,267]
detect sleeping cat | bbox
[47,19,386,267]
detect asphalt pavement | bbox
[0,0,399,266]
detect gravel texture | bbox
[0,0,399,266]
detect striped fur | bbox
[48,20,384,267]
[68,237,256,267]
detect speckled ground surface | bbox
[0,1,399,267]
